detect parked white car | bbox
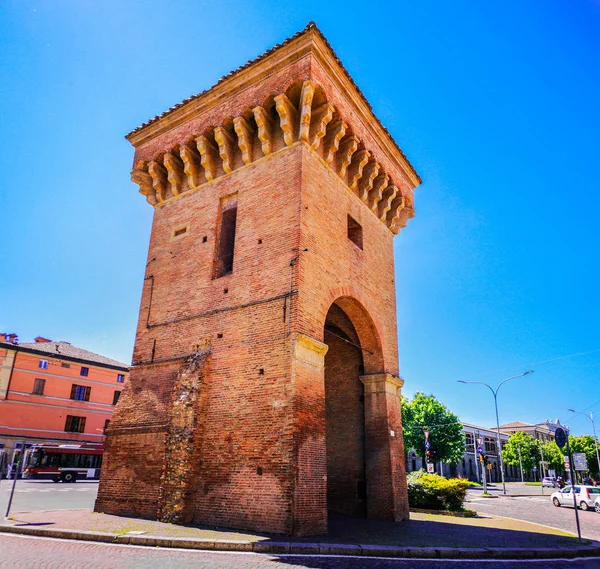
[542,476,558,487]
[551,485,600,511]
[594,496,600,513]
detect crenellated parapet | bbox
[130,80,415,234]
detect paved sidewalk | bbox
[1,508,600,560]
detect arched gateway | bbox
[95,23,420,536]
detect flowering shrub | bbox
[407,470,471,511]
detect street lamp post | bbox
[458,370,534,495]
[517,442,524,483]
[568,409,600,479]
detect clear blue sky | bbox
[1,1,599,436]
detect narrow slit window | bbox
[347,215,363,250]
[214,196,238,278]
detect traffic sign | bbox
[425,441,430,450]
[477,446,483,454]
[573,453,588,471]
[555,427,567,449]
[427,463,434,473]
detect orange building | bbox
[0,333,129,476]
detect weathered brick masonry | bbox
[95,22,421,535]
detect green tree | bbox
[539,441,564,472]
[569,435,599,476]
[401,392,465,465]
[502,432,540,472]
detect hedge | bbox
[407,470,471,511]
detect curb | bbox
[1,524,599,559]
[410,508,477,518]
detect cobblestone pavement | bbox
[1,534,600,569]
[466,491,600,541]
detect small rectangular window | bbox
[104,419,110,434]
[70,384,91,401]
[61,362,71,368]
[113,391,121,405]
[347,215,363,250]
[214,195,238,278]
[39,359,49,370]
[32,379,46,395]
[116,374,125,383]
[172,225,188,238]
[64,415,86,433]
[80,367,89,377]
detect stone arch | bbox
[318,289,385,374]
[322,295,387,518]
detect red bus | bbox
[23,442,104,483]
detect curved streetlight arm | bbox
[457,380,497,398]
[568,409,599,423]
[496,371,534,395]
[458,370,533,495]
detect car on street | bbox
[594,496,600,513]
[542,476,558,487]
[552,485,600,511]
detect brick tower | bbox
[95,23,421,536]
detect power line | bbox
[449,347,600,384]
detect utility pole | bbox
[518,442,524,483]
[539,442,546,495]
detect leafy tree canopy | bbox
[569,435,599,476]
[540,441,564,472]
[502,432,540,472]
[401,392,464,466]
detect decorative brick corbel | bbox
[337,135,359,178]
[274,94,297,146]
[233,117,253,165]
[163,152,184,196]
[214,127,236,174]
[323,120,347,165]
[389,206,416,234]
[348,149,370,191]
[298,80,316,143]
[131,161,157,206]
[378,184,398,222]
[195,135,218,182]
[358,161,380,202]
[309,103,334,150]
[179,145,203,189]
[368,173,389,213]
[252,106,273,156]
[148,160,168,203]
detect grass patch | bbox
[524,482,541,486]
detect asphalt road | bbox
[0,534,599,568]
[466,488,600,541]
[0,479,98,515]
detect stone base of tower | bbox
[361,374,410,521]
[95,429,166,519]
[96,335,331,536]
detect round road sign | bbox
[555,427,567,449]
